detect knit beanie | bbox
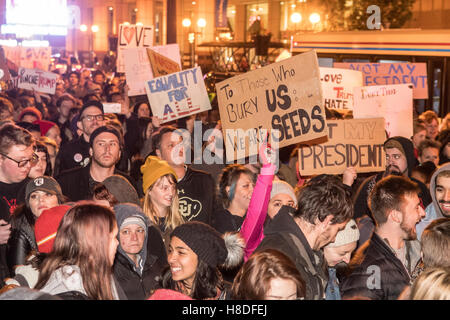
[33,120,57,136]
[19,107,42,122]
[120,215,147,233]
[34,205,72,253]
[171,222,228,268]
[325,219,360,248]
[141,155,177,193]
[148,289,193,300]
[270,180,298,206]
[103,175,140,206]
[89,125,124,149]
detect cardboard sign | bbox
[334,62,427,99]
[0,47,11,81]
[117,24,153,73]
[319,67,363,110]
[298,118,386,175]
[17,67,58,94]
[145,66,211,123]
[353,83,413,139]
[147,48,181,77]
[216,50,327,162]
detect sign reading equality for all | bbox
[319,67,363,110]
[353,83,413,139]
[145,66,211,123]
[17,67,58,94]
[216,50,328,162]
[333,62,428,99]
[298,118,386,175]
[117,24,153,73]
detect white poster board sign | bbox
[17,67,58,94]
[353,83,413,138]
[117,24,153,73]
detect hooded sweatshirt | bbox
[416,163,450,240]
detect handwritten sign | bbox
[145,66,211,123]
[353,83,413,138]
[319,67,362,110]
[117,24,153,73]
[147,48,181,77]
[3,46,52,72]
[298,118,386,175]
[216,50,327,162]
[0,47,11,81]
[334,62,427,99]
[17,67,58,94]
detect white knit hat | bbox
[326,219,360,248]
[270,180,297,207]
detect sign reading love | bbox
[117,24,153,73]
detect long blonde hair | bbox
[143,174,184,231]
[410,267,450,300]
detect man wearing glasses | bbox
[0,124,36,284]
[54,100,105,176]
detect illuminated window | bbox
[246,2,268,40]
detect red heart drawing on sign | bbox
[122,26,136,45]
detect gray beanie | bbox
[120,215,147,233]
[270,180,297,207]
[103,175,140,206]
[326,219,360,248]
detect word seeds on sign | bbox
[353,83,413,139]
[17,67,58,94]
[334,62,427,99]
[319,67,363,110]
[117,24,153,73]
[216,50,328,162]
[145,66,211,123]
[298,118,386,176]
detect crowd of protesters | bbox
[0,65,448,301]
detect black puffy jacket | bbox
[341,233,411,300]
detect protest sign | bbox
[0,47,11,81]
[17,67,58,94]
[298,118,386,175]
[102,103,122,114]
[3,46,52,72]
[319,67,362,110]
[353,83,413,138]
[147,48,181,77]
[145,66,211,123]
[334,62,427,99]
[117,24,153,73]
[216,50,327,162]
[123,48,152,96]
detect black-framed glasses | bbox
[0,153,39,168]
[81,114,105,122]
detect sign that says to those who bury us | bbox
[298,118,386,176]
[145,66,211,123]
[319,67,363,110]
[216,50,328,162]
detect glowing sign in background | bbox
[6,0,69,27]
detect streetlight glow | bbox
[79,24,87,32]
[309,13,321,24]
[91,25,99,33]
[182,18,191,28]
[197,18,206,28]
[291,13,302,24]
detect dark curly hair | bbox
[160,259,224,300]
[295,174,353,224]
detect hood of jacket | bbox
[384,136,418,176]
[429,162,450,218]
[114,203,149,276]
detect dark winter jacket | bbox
[255,206,328,300]
[113,205,167,300]
[177,166,218,225]
[212,207,245,234]
[7,208,37,275]
[54,136,91,177]
[56,164,140,202]
[340,232,413,300]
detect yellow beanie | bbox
[141,156,178,192]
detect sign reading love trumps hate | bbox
[298,118,386,176]
[145,66,211,123]
[17,67,58,94]
[334,62,427,99]
[117,24,153,73]
[216,50,328,162]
